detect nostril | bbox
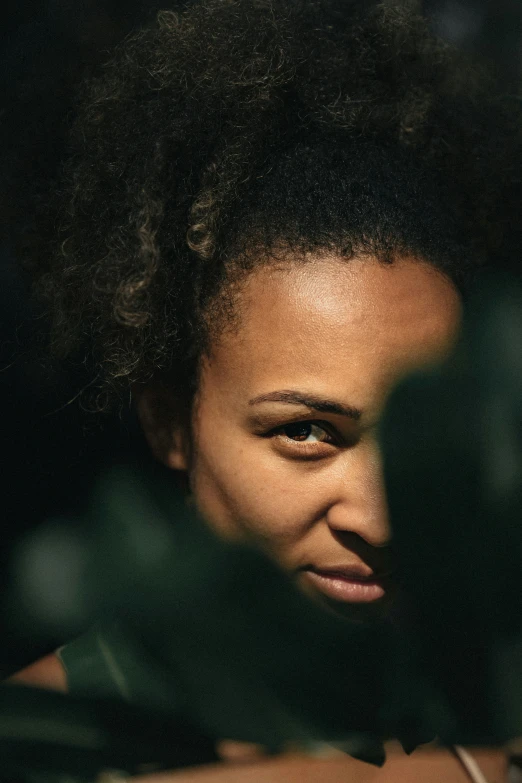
[328,528,394,564]
[326,506,392,547]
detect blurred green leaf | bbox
[381,272,522,743]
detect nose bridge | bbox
[326,440,391,547]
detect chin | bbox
[323,595,394,624]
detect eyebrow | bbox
[248,390,362,420]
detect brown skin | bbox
[11,255,507,780]
[8,653,67,692]
[134,747,507,783]
[146,255,461,618]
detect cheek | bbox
[189,421,325,549]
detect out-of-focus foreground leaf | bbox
[381,271,522,745]
[0,683,217,781]
[1,467,441,780]
[80,466,434,754]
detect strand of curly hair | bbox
[20,0,522,409]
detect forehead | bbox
[201,255,462,416]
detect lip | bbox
[302,566,391,604]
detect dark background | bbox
[0,0,521,676]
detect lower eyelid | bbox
[274,438,338,460]
[276,432,337,448]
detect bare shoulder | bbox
[6,652,67,693]
[133,747,508,783]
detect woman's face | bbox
[143,255,462,618]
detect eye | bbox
[260,418,349,461]
[280,421,334,444]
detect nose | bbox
[325,440,392,548]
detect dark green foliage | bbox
[0,684,217,781]
[382,272,522,744]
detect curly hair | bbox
[24,0,522,409]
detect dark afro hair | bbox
[23,0,522,410]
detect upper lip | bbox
[307,565,392,581]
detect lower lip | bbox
[302,570,387,604]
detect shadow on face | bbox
[138,254,462,618]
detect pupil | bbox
[285,423,312,441]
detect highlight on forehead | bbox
[200,244,461,368]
